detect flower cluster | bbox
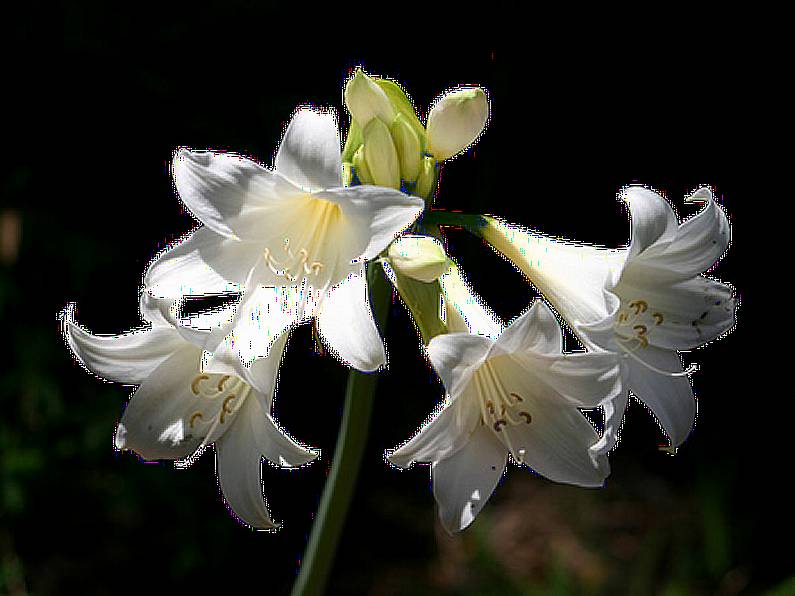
[60,69,736,535]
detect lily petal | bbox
[432,424,507,534]
[525,351,623,409]
[274,108,342,191]
[145,227,255,298]
[624,187,679,258]
[173,149,295,240]
[626,347,696,446]
[501,402,609,487]
[316,268,386,372]
[387,386,481,468]
[492,301,562,357]
[317,185,424,262]
[116,346,216,460]
[427,333,493,396]
[64,307,186,385]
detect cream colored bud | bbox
[344,68,396,126]
[426,87,489,161]
[363,119,400,189]
[391,114,421,182]
[415,156,436,199]
[352,145,373,185]
[387,235,449,283]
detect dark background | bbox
[2,9,781,596]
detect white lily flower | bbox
[61,293,318,530]
[145,107,424,371]
[482,187,736,451]
[388,301,621,533]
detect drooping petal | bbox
[214,413,276,531]
[626,347,696,446]
[316,185,424,262]
[173,149,296,240]
[623,187,679,258]
[590,388,630,455]
[492,301,562,357]
[427,333,493,396]
[144,227,256,298]
[274,108,342,191]
[387,386,481,468]
[63,306,186,385]
[432,424,507,534]
[316,267,386,372]
[116,346,218,460]
[500,403,609,487]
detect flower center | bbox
[188,374,252,440]
[473,361,533,432]
[262,198,341,283]
[613,299,663,349]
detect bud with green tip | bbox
[391,114,421,182]
[344,68,396,126]
[387,235,449,283]
[415,156,436,199]
[426,87,489,161]
[363,118,400,189]
[352,145,373,185]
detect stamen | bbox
[191,375,209,395]
[189,412,203,428]
[217,375,230,392]
[219,394,236,424]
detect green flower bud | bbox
[390,114,421,182]
[352,145,373,185]
[363,118,400,189]
[415,155,436,199]
[344,68,396,126]
[426,87,489,161]
[388,235,449,283]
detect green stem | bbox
[422,210,488,233]
[290,263,392,596]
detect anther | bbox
[191,375,209,395]
[493,419,507,432]
[189,412,203,428]
[630,300,648,314]
[217,375,230,392]
[653,313,664,325]
[219,394,236,424]
[510,393,524,402]
[519,411,532,424]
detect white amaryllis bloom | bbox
[62,293,318,530]
[482,187,736,451]
[145,107,424,371]
[388,301,621,533]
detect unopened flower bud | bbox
[363,118,400,189]
[415,156,436,199]
[344,68,396,126]
[387,235,449,283]
[426,87,489,161]
[391,113,421,182]
[352,145,373,185]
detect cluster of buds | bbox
[342,68,488,198]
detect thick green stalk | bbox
[290,264,392,596]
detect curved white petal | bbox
[215,414,276,531]
[427,333,493,396]
[640,191,731,279]
[501,403,609,487]
[63,307,186,385]
[432,425,507,534]
[173,149,294,239]
[116,346,220,460]
[439,261,504,339]
[145,227,255,298]
[387,387,480,468]
[493,301,562,357]
[590,388,630,455]
[627,348,696,446]
[275,108,342,191]
[317,185,424,262]
[316,268,386,372]
[623,187,679,258]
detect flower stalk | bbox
[291,263,392,596]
